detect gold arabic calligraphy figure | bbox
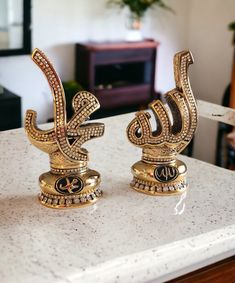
[127,50,198,195]
[25,49,105,208]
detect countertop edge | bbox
[65,225,235,283]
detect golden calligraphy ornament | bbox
[25,49,105,208]
[127,50,198,195]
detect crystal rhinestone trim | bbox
[39,188,103,207]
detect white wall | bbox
[0,0,189,123]
[143,0,190,92]
[0,0,234,164]
[187,0,235,163]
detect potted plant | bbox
[108,0,173,41]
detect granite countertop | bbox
[0,112,234,283]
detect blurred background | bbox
[0,0,234,168]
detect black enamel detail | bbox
[154,165,179,183]
[55,176,83,194]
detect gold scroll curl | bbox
[127,50,198,161]
[25,48,104,162]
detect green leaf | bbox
[228,22,235,31]
[107,0,174,17]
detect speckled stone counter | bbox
[0,113,235,283]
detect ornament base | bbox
[130,159,188,195]
[38,168,102,208]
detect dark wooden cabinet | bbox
[168,257,235,283]
[0,89,21,131]
[75,40,159,116]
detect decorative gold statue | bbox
[25,49,105,208]
[127,50,198,195]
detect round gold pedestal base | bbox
[38,168,102,208]
[38,188,102,208]
[130,177,187,196]
[130,159,187,196]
